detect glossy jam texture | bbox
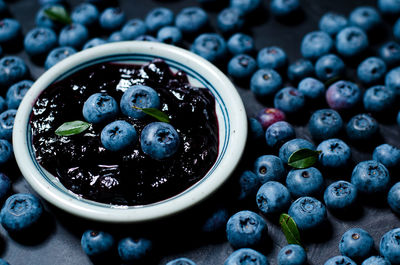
[30,59,219,206]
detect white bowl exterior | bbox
[13,41,247,223]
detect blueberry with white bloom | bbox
[0,109,16,141]
[224,248,268,265]
[101,120,137,152]
[351,160,390,195]
[83,38,107,50]
[217,7,244,34]
[175,7,208,35]
[319,12,348,36]
[324,256,356,265]
[265,121,295,149]
[82,93,118,124]
[157,26,182,45]
[288,196,327,231]
[0,172,10,200]
[380,228,400,264]
[315,54,345,81]
[277,244,307,265]
[253,155,285,183]
[145,7,174,33]
[339,228,374,261]
[228,54,257,81]
[373,144,400,169]
[257,46,287,70]
[0,139,12,165]
[230,0,261,15]
[120,85,160,120]
[250,68,282,98]
[357,57,387,85]
[0,56,29,88]
[167,258,197,265]
[326,80,361,111]
[287,59,314,83]
[324,180,358,212]
[362,256,391,265]
[44,46,77,70]
[286,167,324,198]
[385,66,400,96]
[71,3,99,28]
[317,138,351,168]
[378,0,400,16]
[300,31,333,61]
[81,230,115,258]
[59,23,89,50]
[349,6,381,32]
[24,27,57,58]
[227,33,255,55]
[99,7,126,32]
[274,87,305,115]
[279,138,315,164]
[335,26,368,57]
[256,181,291,215]
[298,77,325,100]
[363,85,395,113]
[108,31,124,42]
[118,237,153,263]
[121,19,147,40]
[346,113,379,141]
[190,33,227,63]
[270,0,300,17]
[379,41,400,67]
[388,182,400,215]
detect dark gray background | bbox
[2,0,400,264]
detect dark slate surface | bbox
[1,0,400,264]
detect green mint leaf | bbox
[288,148,322,169]
[279,213,302,246]
[132,106,170,123]
[55,120,91,136]
[44,6,72,25]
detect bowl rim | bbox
[13,41,247,223]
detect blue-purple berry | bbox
[319,12,348,36]
[315,54,345,81]
[326,80,361,111]
[250,68,282,97]
[380,228,400,264]
[300,31,333,61]
[339,228,374,261]
[227,54,257,80]
[287,59,314,83]
[288,196,327,231]
[175,7,208,35]
[257,46,287,70]
[277,244,307,265]
[357,57,387,85]
[317,138,351,168]
[265,121,295,149]
[253,155,285,183]
[346,113,379,141]
[298,77,325,100]
[363,85,395,113]
[351,160,390,194]
[256,181,291,215]
[279,138,315,164]
[335,26,368,57]
[227,33,255,55]
[274,87,305,114]
[349,6,381,32]
[373,144,400,169]
[324,180,358,212]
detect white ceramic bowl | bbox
[13,41,247,223]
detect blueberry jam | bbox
[30,59,219,206]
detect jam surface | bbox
[30,59,219,206]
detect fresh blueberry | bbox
[0,139,12,165]
[362,256,391,265]
[83,38,107,50]
[378,0,400,15]
[0,193,43,233]
[250,68,282,97]
[301,31,333,61]
[298,77,325,100]
[140,122,180,160]
[120,85,160,120]
[277,244,307,265]
[228,54,257,80]
[274,87,305,114]
[190,33,227,63]
[201,208,229,233]
[59,23,89,49]
[363,85,395,113]
[265,121,295,149]
[224,248,269,265]
[166,258,197,265]
[385,66,400,96]
[319,12,348,36]
[226,210,268,249]
[380,228,400,264]
[121,19,147,40]
[108,31,124,42]
[0,109,16,141]
[335,26,368,57]
[0,172,10,200]
[339,228,374,261]
[357,57,387,85]
[388,182,400,214]
[324,256,356,265]
[24,27,57,58]
[135,35,159,42]
[227,33,255,55]
[81,230,115,257]
[44,46,77,70]
[230,0,261,15]
[326,80,361,111]
[257,46,287,70]
[256,181,291,215]
[237,170,260,201]
[373,144,400,169]
[217,7,244,34]
[0,18,21,51]
[394,18,400,41]
[253,155,285,183]
[317,138,351,168]
[324,180,358,212]
[288,196,327,231]
[351,160,390,194]
[99,7,126,32]
[286,167,324,198]
[71,3,99,28]
[270,0,300,17]
[118,237,152,263]
[175,7,208,35]
[101,120,137,152]
[349,6,381,32]
[0,96,5,113]
[0,259,9,265]
[145,7,174,33]
[315,54,345,81]
[287,59,314,84]
[5,80,33,109]
[248,117,264,142]
[379,41,400,67]
[35,4,64,31]
[256,107,286,130]
[157,26,182,45]
[82,93,118,124]
[0,56,28,88]
[279,138,316,164]
[346,113,379,141]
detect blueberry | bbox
[5,80,33,109]
[274,87,305,114]
[0,109,16,141]
[394,18,400,41]
[362,256,391,265]
[277,244,307,265]
[120,85,160,119]
[326,80,361,111]
[99,7,126,32]
[224,248,269,265]
[298,77,325,100]
[379,41,400,67]
[217,7,244,34]
[228,54,257,80]
[317,139,351,168]
[135,35,159,42]
[0,18,21,51]
[0,56,29,88]
[140,122,180,160]
[230,0,261,15]
[121,19,147,40]
[227,33,255,55]
[363,85,395,113]
[118,237,152,263]
[82,93,118,124]
[324,256,356,265]
[237,170,260,201]
[190,33,227,63]
[349,6,381,32]
[250,69,282,97]
[108,31,124,42]
[0,172,10,200]
[286,167,324,198]
[71,3,99,28]
[388,182,400,214]
[315,54,345,81]
[351,160,390,194]
[24,27,57,58]
[265,121,295,149]
[385,66,400,96]
[201,208,229,233]
[257,46,287,70]
[157,26,182,45]
[44,46,77,70]
[0,139,11,165]
[357,57,387,85]
[253,155,285,183]
[0,96,5,113]
[35,4,63,31]
[59,23,89,49]
[301,31,333,61]
[248,117,264,142]
[287,59,314,84]
[270,0,300,17]
[83,38,107,50]
[166,258,197,265]
[323,180,358,211]
[288,196,327,231]
[378,0,400,15]
[346,113,379,141]
[0,193,43,233]
[256,181,291,215]
[145,7,174,33]
[373,144,400,169]
[81,230,115,257]
[279,138,316,164]
[226,210,268,249]
[319,12,348,36]
[175,7,208,35]
[0,258,9,265]
[101,120,137,152]
[335,26,368,57]
[256,107,286,130]
[339,228,374,261]
[380,228,400,264]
